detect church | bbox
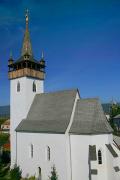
[8,11,120,180]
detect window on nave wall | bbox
[98,149,102,164]
[29,144,33,158]
[46,146,50,161]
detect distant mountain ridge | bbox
[0,105,10,118]
[102,103,111,114]
[0,102,119,118]
[0,103,112,118]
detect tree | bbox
[48,165,58,180]
[0,134,9,147]
[10,164,22,180]
[1,151,10,163]
[109,103,120,132]
[0,134,9,162]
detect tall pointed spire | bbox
[8,11,45,81]
[21,9,33,57]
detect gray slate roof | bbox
[16,89,77,133]
[69,98,113,134]
[106,144,118,158]
[114,136,120,146]
[16,89,113,134]
[114,114,120,119]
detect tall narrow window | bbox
[33,81,36,92]
[30,144,33,158]
[98,150,102,164]
[47,146,50,161]
[17,81,20,92]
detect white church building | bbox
[8,12,120,180]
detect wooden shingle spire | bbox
[21,9,33,57]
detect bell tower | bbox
[8,10,45,167]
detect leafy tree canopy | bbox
[10,164,22,180]
[109,103,120,131]
[0,134,9,146]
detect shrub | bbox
[28,176,36,180]
[49,165,58,180]
[1,151,10,164]
[0,134,9,146]
[10,164,22,180]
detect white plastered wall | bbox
[70,134,113,180]
[17,133,68,180]
[10,77,44,167]
[107,143,120,180]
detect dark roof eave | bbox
[16,129,65,134]
[9,60,45,66]
[69,132,113,135]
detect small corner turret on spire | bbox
[8,50,14,65]
[41,50,44,59]
[10,50,13,59]
[40,50,45,66]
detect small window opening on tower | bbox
[33,81,36,92]
[17,81,20,92]
[98,150,102,164]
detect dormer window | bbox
[33,81,36,92]
[17,81,20,92]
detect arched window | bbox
[17,81,20,92]
[98,150,102,164]
[33,81,36,92]
[47,146,50,161]
[30,144,33,158]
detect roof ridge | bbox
[77,98,99,102]
[36,89,78,96]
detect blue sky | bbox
[0,0,120,105]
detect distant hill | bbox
[0,105,10,118]
[102,103,111,114]
[0,103,117,118]
[102,103,120,114]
